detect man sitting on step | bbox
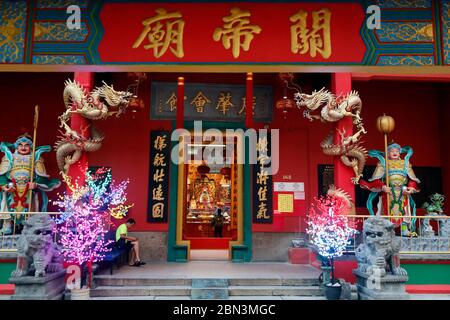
[116,218,146,267]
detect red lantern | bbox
[275,97,295,110]
[197,164,210,175]
[276,72,298,120]
[128,97,145,113]
[220,167,231,178]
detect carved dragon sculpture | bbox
[327,184,353,209]
[295,87,368,185]
[321,128,368,184]
[55,80,136,174]
[295,88,362,123]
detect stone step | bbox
[94,277,191,287]
[191,278,229,299]
[90,295,193,300]
[91,295,326,300]
[229,296,327,300]
[192,279,228,288]
[191,288,229,300]
[228,286,323,296]
[90,295,158,300]
[94,276,318,287]
[90,285,191,297]
[228,278,319,286]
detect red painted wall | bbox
[89,76,448,232]
[354,80,442,167]
[88,74,171,231]
[0,73,446,233]
[0,73,71,211]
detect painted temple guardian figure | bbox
[359,142,420,237]
[0,134,61,235]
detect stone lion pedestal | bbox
[353,269,409,300]
[353,217,410,300]
[8,214,65,300]
[9,270,66,300]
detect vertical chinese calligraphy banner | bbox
[99,2,366,63]
[148,131,170,223]
[253,132,273,224]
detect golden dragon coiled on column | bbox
[55,79,137,174]
[295,88,368,185]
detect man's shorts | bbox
[116,238,133,251]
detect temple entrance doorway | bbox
[179,131,241,261]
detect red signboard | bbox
[99,2,366,63]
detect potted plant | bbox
[307,193,356,300]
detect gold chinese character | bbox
[152,203,164,218]
[153,168,165,182]
[290,8,331,59]
[238,96,256,115]
[216,92,234,115]
[256,136,268,153]
[256,202,270,220]
[257,136,269,166]
[213,7,261,58]
[153,153,166,166]
[165,93,178,111]
[257,186,267,201]
[257,169,268,185]
[152,184,165,201]
[154,135,167,151]
[190,91,212,113]
[257,155,270,167]
[133,8,185,58]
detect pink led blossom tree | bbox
[54,167,131,288]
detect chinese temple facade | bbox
[1,0,450,291]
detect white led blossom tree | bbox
[307,194,356,284]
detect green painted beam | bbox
[0,262,15,284]
[167,136,184,262]
[231,136,252,262]
[403,264,450,284]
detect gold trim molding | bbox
[1,65,450,74]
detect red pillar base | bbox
[288,248,310,264]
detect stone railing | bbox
[0,212,61,253]
[308,214,450,255]
[355,215,449,254]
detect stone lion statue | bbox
[355,217,407,277]
[11,214,62,277]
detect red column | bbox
[67,72,93,186]
[176,77,184,129]
[331,73,355,208]
[439,88,450,212]
[245,72,254,129]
